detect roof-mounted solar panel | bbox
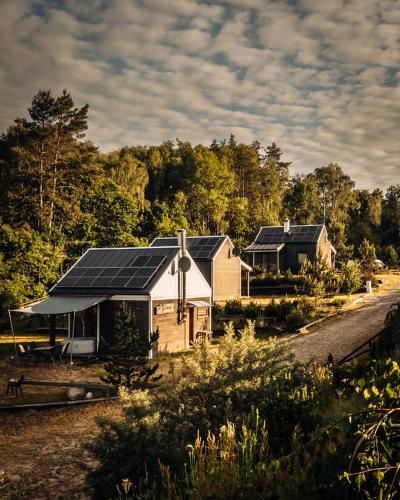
[91,277,113,287]
[57,277,78,287]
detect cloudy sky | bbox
[1,0,399,189]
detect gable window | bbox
[297,252,308,265]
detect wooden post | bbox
[49,315,56,346]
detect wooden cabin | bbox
[151,236,252,301]
[245,221,336,274]
[13,246,212,355]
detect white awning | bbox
[187,300,211,308]
[12,296,109,315]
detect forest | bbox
[0,89,399,312]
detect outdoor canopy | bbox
[12,295,108,315]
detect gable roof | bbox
[151,236,227,260]
[251,225,325,246]
[51,246,180,296]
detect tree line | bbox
[0,89,399,310]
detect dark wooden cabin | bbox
[151,236,252,301]
[245,221,336,274]
[14,246,212,355]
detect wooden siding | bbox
[152,298,211,354]
[213,240,242,300]
[100,300,149,343]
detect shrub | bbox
[330,297,348,308]
[286,298,318,332]
[298,251,340,298]
[286,309,306,332]
[88,322,322,498]
[358,238,377,280]
[340,260,362,294]
[383,244,398,267]
[224,299,243,315]
[244,301,263,319]
[101,302,161,389]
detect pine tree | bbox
[101,302,161,389]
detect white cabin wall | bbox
[150,253,212,301]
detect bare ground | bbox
[288,285,400,363]
[0,401,123,499]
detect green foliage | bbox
[298,251,340,298]
[0,223,64,309]
[89,322,325,498]
[101,302,161,389]
[218,297,318,332]
[358,238,377,280]
[340,260,363,294]
[383,244,399,267]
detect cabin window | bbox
[297,252,308,265]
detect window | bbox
[298,252,308,265]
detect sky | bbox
[0,0,399,190]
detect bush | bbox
[340,260,362,294]
[298,251,340,298]
[88,322,323,498]
[224,299,243,315]
[286,297,318,332]
[383,244,399,267]
[358,238,377,280]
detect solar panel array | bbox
[186,237,225,259]
[151,236,225,260]
[57,251,167,289]
[257,225,323,244]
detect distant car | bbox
[375,259,385,269]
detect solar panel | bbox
[147,255,165,266]
[55,247,178,291]
[136,267,157,278]
[131,256,150,267]
[91,277,113,287]
[67,267,82,277]
[75,277,97,286]
[126,277,149,288]
[58,277,78,287]
[83,267,103,277]
[117,267,139,277]
[109,276,132,287]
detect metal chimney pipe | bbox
[284,219,290,233]
[178,229,187,322]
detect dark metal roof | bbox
[51,247,180,295]
[244,243,285,252]
[151,236,227,260]
[253,225,324,245]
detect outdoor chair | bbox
[6,375,25,397]
[17,344,30,362]
[58,342,70,362]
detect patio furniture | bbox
[195,330,212,343]
[6,375,25,397]
[58,342,70,362]
[32,345,57,365]
[17,344,30,361]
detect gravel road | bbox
[288,287,400,364]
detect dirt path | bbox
[0,402,122,499]
[289,286,400,363]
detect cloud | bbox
[0,0,399,190]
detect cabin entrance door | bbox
[188,307,195,344]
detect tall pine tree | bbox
[101,302,161,389]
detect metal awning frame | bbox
[8,295,108,364]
